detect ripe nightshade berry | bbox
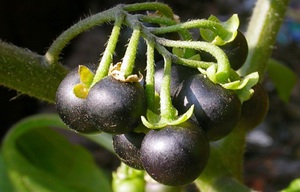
[173,74,241,141]
[140,122,209,186]
[55,66,99,133]
[239,83,269,130]
[86,75,146,134]
[113,132,145,170]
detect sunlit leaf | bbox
[200,14,239,45]
[282,178,300,192]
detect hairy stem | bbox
[151,19,228,38]
[92,13,124,85]
[145,40,156,112]
[159,56,176,120]
[124,2,174,19]
[239,0,290,78]
[121,24,141,77]
[157,38,230,82]
[0,40,67,103]
[45,6,120,66]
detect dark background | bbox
[1,0,299,191]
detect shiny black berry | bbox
[173,74,241,141]
[112,132,145,170]
[86,76,146,134]
[55,66,99,133]
[239,83,269,131]
[140,122,209,186]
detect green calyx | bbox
[73,65,95,99]
[200,14,239,46]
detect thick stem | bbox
[238,0,290,78]
[0,40,68,103]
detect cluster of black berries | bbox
[55,31,268,186]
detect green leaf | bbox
[141,105,194,129]
[1,114,112,192]
[0,152,14,192]
[282,178,300,192]
[267,59,297,103]
[200,14,239,45]
[172,47,184,57]
[223,72,259,103]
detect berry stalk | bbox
[92,13,125,85]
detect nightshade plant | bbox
[0,0,297,191]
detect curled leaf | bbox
[200,14,239,45]
[141,105,194,129]
[222,72,259,103]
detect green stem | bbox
[0,40,68,103]
[157,38,230,82]
[145,40,156,112]
[238,0,290,78]
[151,19,228,38]
[120,24,141,77]
[217,125,247,182]
[138,15,194,43]
[138,15,177,26]
[139,15,195,57]
[45,6,120,66]
[124,2,174,19]
[92,13,124,86]
[174,55,214,69]
[159,56,176,120]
